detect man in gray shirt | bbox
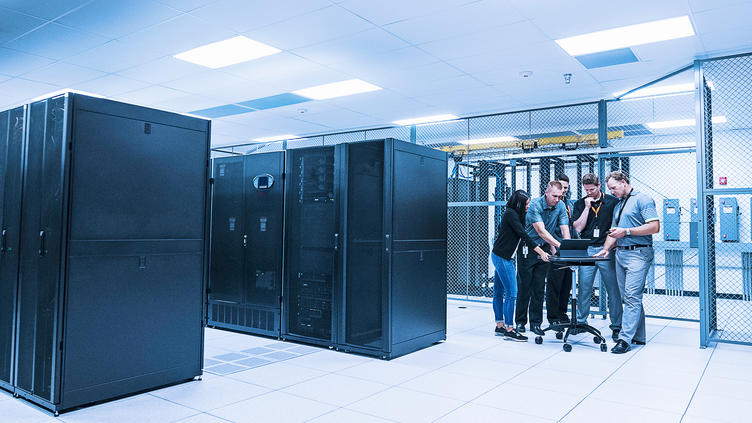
[595,171,660,354]
[515,181,571,336]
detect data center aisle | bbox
[1,299,750,423]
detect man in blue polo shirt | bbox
[515,181,570,336]
[595,171,660,354]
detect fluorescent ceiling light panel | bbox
[616,82,695,99]
[646,116,726,129]
[174,36,281,69]
[465,136,518,145]
[253,134,297,142]
[393,114,459,126]
[292,79,381,100]
[555,16,695,56]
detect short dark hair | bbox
[582,173,599,185]
[507,190,530,222]
[606,171,629,184]
[555,173,569,183]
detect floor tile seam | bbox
[170,410,235,423]
[331,366,433,386]
[679,343,718,423]
[148,381,274,415]
[556,322,670,422]
[302,405,401,423]
[277,384,394,409]
[428,347,565,422]
[587,389,698,414]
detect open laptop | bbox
[557,239,591,258]
[550,239,609,263]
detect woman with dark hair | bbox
[491,189,550,340]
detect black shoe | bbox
[504,329,528,342]
[611,329,620,342]
[631,339,646,345]
[494,326,505,336]
[611,340,630,354]
[560,315,571,324]
[515,323,526,333]
[531,325,545,336]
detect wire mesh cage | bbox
[699,53,752,345]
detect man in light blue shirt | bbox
[595,171,660,354]
[516,181,570,336]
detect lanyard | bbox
[566,204,571,219]
[615,189,634,226]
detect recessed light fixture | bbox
[292,79,382,100]
[253,134,297,142]
[393,114,459,126]
[465,136,519,145]
[555,16,695,56]
[174,36,281,69]
[615,82,695,99]
[646,116,726,129]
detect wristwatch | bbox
[626,228,631,236]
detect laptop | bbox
[557,239,591,258]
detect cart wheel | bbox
[594,336,601,344]
[535,336,543,345]
[563,343,572,352]
[601,343,608,352]
[556,331,563,340]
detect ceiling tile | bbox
[162,70,282,103]
[21,61,107,86]
[57,0,183,38]
[338,0,470,26]
[65,39,163,73]
[118,13,236,58]
[245,5,374,50]
[0,48,55,77]
[295,108,377,129]
[155,0,220,12]
[291,28,410,65]
[188,0,331,33]
[694,2,752,34]
[117,56,207,84]
[113,84,189,105]
[5,22,110,60]
[0,9,46,44]
[689,0,750,13]
[518,0,691,40]
[0,78,60,100]
[416,21,551,62]
[631,37,705,62]
[0,0,91,20]
[221,52,350,91]
[70,74,151,97]
[149,93,229,113]
[382,0,527,45]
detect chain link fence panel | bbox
[700,54,752,345]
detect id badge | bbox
[523,245,529,257]
[593,228,600,238]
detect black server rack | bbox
[6,93,210,414]
[282,139,447,358]
[0,106,25,394]
[209,152,285,337]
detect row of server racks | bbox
[0,93,210,414]
[209,138,448,358]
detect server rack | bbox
[208,152,285,337]
[0,106,25,394]
[282,139,447,358]
[7,93,209,414]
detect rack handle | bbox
[39,230,46,256]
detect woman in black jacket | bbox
[492,190,550,341]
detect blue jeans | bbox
[577,245,622,331]
[492,253,518,325]
[615,247,654,343]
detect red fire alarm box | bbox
[719,177,727,185]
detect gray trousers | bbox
[615,247,654,343]
[577,245,622,331]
